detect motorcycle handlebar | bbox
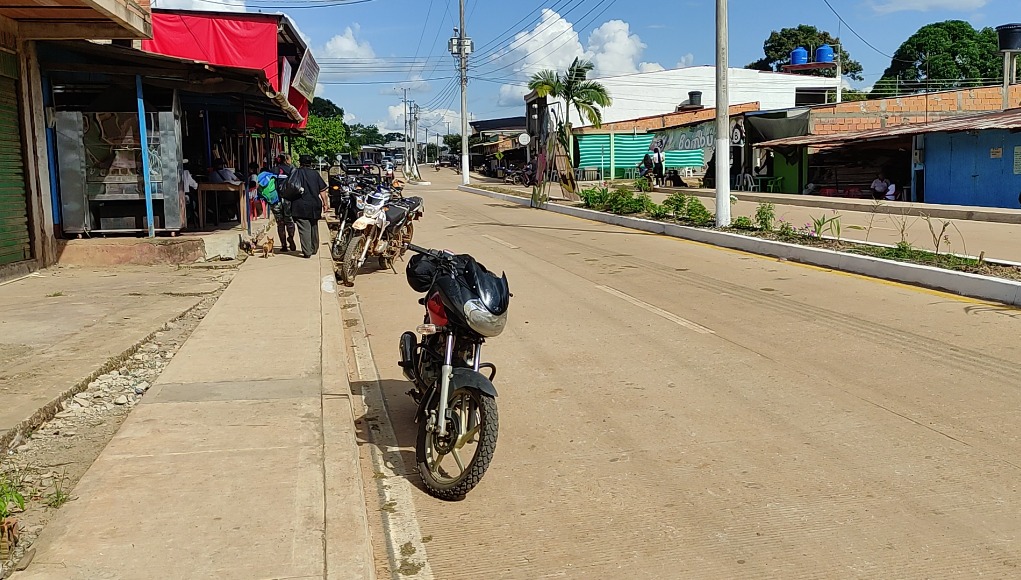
[406,243,449,260]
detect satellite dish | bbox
[518,133,531,146]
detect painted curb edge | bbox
[457,185,1021,307]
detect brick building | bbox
[808,85,1021,135]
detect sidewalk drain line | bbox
[343,293,434,580]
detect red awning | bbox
[141,12,280,90]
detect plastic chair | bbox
[741,174,759,192]
[767,176,783,193]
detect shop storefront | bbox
[40,40,302,236]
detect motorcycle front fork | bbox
[434,334,482,438]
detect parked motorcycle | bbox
[399,243,510,499]
[339,190,424,284]
[329,175,361,262]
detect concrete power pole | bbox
[402,88,409,165]
[450,0,472,185]
[714,0,731,227]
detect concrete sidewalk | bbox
[0,265,229,451]
[13,225,374,580]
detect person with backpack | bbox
[271,154,297,252]
[285,155,329,259]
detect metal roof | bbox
[758,107,1021,148]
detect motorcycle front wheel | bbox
[417,387,498,500]
[341,232,366,285]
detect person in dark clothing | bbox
[290,154,329,258]
[638,152,654,178]
[652,148,665,186]
[272,154,297,252]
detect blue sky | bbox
[162,0,1018,136]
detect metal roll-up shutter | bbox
[0,52,30,265]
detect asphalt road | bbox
[346,171,1021,579]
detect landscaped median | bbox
[458,183,1021,307]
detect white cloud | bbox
[677,53,695,68]
[155,0,246,10]
[498,83,529,107]
[490,10,669,108]
[870,0,987,14]
[378,105,460,137]
[314,83,325,97]
[496,9,585,80]
[587,20,651,77]
[321,25,375,60]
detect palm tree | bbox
[527,57,612,129]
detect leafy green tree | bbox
[382,132,406,143]
[442,133,482,156]
[870,20,1001,98]
[291,115,347,161]
[528,57,612,128]
[310,97,344,119]
[746,24,863,81]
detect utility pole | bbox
[835,42,843,104]
[714,0,731,227]
[450,0,472,185]
[401,88,409,166]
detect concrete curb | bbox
[658,187,1021,225]
[458,185,1021,307]
[317,226,377,580]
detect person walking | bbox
[272,154,297,252]
[289,154,329,258]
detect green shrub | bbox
[663,192,688,215]
[776,219,798,240]
[684,197,714,226]
[634,177,653,192]
[754,203,776,231]
[732,216,756,230]
[579,187,609,209]
[649,203,671,220]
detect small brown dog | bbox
[260,236,275,258]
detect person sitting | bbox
[885,182,898,201]
[638,152,654,178]
[207,159,242,221]
[208,159,241,184]
[870,172,891,200]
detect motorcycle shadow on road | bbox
[350,378,439,497]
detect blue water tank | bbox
[815,44,835,63]
[790,47,809,65]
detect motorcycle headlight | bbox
[364,205,382,217]
[463,299,507,337]
[356,199,365,210]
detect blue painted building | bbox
[923,129,1021,208]
[760,108,1021,210]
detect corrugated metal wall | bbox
[577,133,704,177]
[924,130,1021,209]
[0,51,30,266]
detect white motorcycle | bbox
[339,189,424,285]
